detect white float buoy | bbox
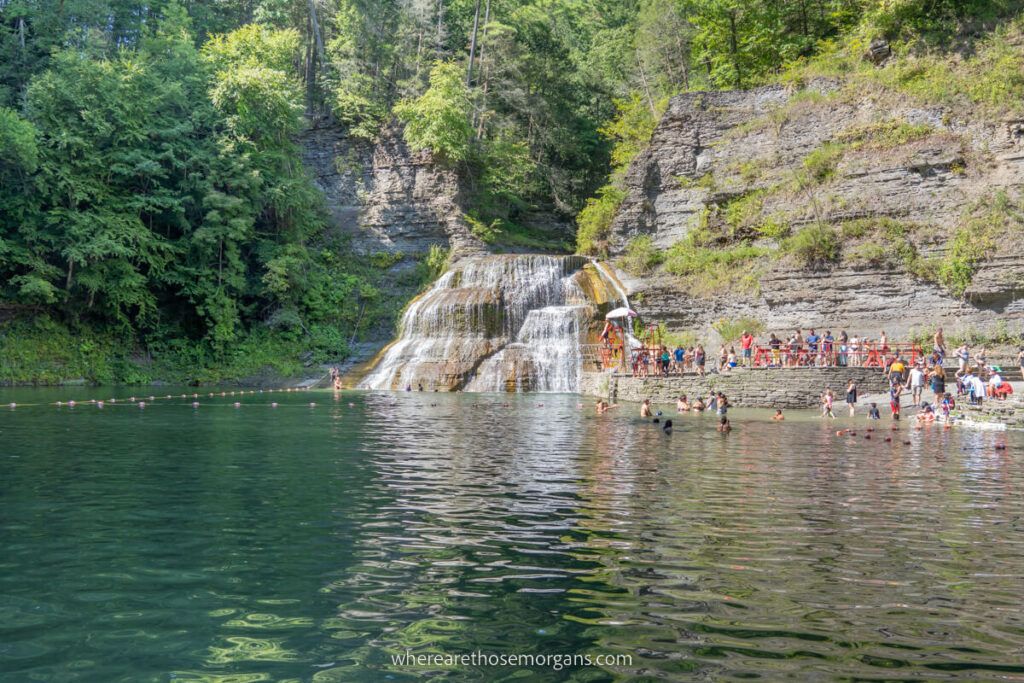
[139,402,146,408]
[271,402,278,408]
[233,402,241,408]
[191,402,199,408]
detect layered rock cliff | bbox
[299,123,486,259]
[608,80,1024,339]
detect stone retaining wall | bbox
[581,367,892,409]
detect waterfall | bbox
[359,254,591,392]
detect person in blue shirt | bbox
[823,330,835,365]
[673,345,685,374]
[806,329,820,366]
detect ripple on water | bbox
[1,392,1023,681]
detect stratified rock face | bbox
[299,123,485,258]
[609,81,1024,338]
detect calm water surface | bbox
[1,389,1022,682]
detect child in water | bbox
[867,402,881,420]
[717,416,731,433]
[890,382,902,420]
[640,399,653,418]
[821,388,836,418]
[772,409,785,421]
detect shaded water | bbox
[1,389,1023,682]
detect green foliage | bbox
[619,235,663,276]
[395,62,473,162]
[576,186,626,256]
[663,239,771,295]
[802,143,846,184]
[934,192,1024,297]
[756,214,790,240]
[713,317,765,343]
[658,324,699,349]
[600,94,663,179]
[424,245,450,281]
[783,224,840,266]
[836,120,936,148]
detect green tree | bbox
[395,60,473,161]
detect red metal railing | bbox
[583,341,926,375]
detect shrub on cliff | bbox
[619,235,664,276]
[576,186,626,256]
[784,224,840,266]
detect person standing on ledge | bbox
[934,327,946,361]
[740,330,755,368]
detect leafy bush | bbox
[802,143,845,184]
[424,245,450,281]
[837,120,936,148]
[784,224,840,266]
[576,185,626,256]
[663,240,771,296]
[845,242,889,266]
[756,214,791,240]
[724,190,766,234]
[713,317,766,343]
[936,191,1023,297]
[619,235,664,276]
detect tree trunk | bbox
[635,54,657,117]
[466,0,481,85]
[308,0,326,65]
[436,0,445,54]
[728,10,741,88]
[473,0,491,135]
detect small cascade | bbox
[359,253,632,392]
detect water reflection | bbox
[0,390,1022,681]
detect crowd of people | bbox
[596,391,736,432]
[626,328,952,377]
[813,341,1023,423]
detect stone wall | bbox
[581,366,891,409]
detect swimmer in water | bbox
[676,395,689,412]
[772,409,785,421]
[663,419,673,433]
[867,402,881,420]
[640,399,653,418]
[691,398,705,412]
[717,415,731,433]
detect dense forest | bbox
[0,0,1020,382]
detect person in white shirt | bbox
[907,364,925,405]
[988,371,1003,397]
[967,373,986,405]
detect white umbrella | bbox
[605,307,638,319]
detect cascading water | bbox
[359,254,626,393]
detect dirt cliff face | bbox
[608,81,1024,339]
[299,123,485,259]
